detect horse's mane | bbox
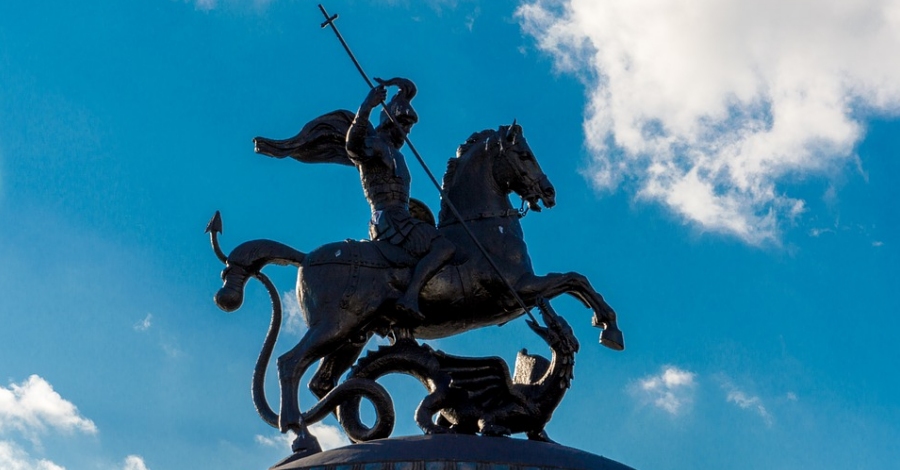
[443,129,498,188]
[457,129,497,156]
[442,158,459,189]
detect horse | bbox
[209,122,623,454]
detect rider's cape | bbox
[253,109,436,226]
[253,110,368,166]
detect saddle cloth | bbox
[306,239,417,269]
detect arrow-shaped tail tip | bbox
[206,211,223,234]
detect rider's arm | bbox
[346,86,386,164]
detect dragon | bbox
[338,298,580,442]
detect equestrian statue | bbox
[207,77,623,457]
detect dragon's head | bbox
[525,299,580,354]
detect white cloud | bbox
[194,0,217,10]
[517,0,900,244]
[188,0,273,11]
[632,366,696,415]
[309,423,351,450]
[0,375,97,440]
[122,455,149,470]
[161,342,183,359]
[256,423,350,452]
[282,291,307,335]
[465,7,481,31]
[0,441,65,470]
[255,433,291,448]
[133,314,152,332]
[723,383,772,425]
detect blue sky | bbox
[1,1,898,469]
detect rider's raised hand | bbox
[363,85,387,111]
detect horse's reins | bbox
[319,4,539,324]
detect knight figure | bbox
[253,77,455,324]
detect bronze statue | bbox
[209,93,623,454]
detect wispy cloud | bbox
[161,342,183,359]
[133,314,152,332]
[0,441,64,470]
[256,423,350,451]
[194,0,217,11]
[722,382,773,425]
[631,366,696,415]
[465,7,481,31]
[0,375,97,441]
[281,291,307,335]
[517,0,900,244]
[122,455,150,470]
[188,0,273,12]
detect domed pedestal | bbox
[270,434,634,470]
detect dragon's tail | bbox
[213,239,306,312]
[207,213,308,428]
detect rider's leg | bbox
[397,236,454,321]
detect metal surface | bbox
[208,5,626,461]
[270,434,636,470]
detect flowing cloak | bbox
[253,109,363,166]
[252,109,436,227]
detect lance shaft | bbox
[317,4,537,323]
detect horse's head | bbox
[495,121,556,212]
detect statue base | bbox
[270,434,634,470]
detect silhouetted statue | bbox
[209,78,623,458]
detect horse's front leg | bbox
[514,272,624,350]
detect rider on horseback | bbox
[345,78,455,323]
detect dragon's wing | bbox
[435,352,518,408]
[253,109,371,166]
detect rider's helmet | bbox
[377,77,418,129]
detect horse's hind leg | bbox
[309,339,367,400]
[514,272,623,349]
[276,321,349,452]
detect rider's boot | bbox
[396,237,455,323]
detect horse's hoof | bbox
[479,424,512,437]
[290,431,322,456]
[425,426,454,435]
[599,327,624,351]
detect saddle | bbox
[306,239,418,269]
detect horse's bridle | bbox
[498,130,545,211]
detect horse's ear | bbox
[507,119,520,143]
